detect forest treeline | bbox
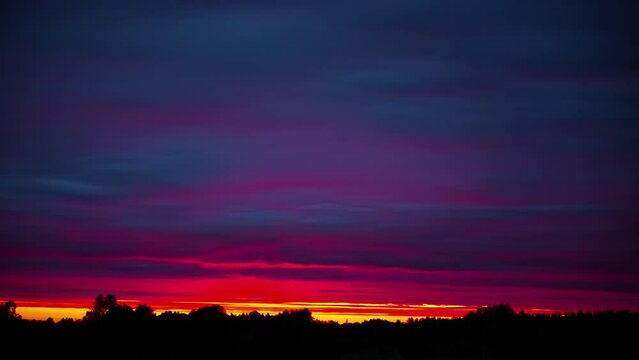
[1,295,638,359]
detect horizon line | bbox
[4,298,567,323]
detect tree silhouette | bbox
[0,301,21,321]
[189,304,227,323]
[84,294,118,321]
[465,303,515,320]
[135,304,155,320]
[277,308,313,324]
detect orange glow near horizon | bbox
[1,271,579,323]
[5,264,639,320]
[14,300,477,323]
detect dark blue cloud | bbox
[1,0,637,306]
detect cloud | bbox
[0,0,637,310]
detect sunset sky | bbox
[1,1,638,322]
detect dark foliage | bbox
[1,299,637,359]
[0,301,21,322]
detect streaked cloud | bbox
[1,0,637,315]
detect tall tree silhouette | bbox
[85,294,118,321]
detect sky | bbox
[1,0,638,321]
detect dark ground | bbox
[1,301,637,359]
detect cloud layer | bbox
[1,0,638,314]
